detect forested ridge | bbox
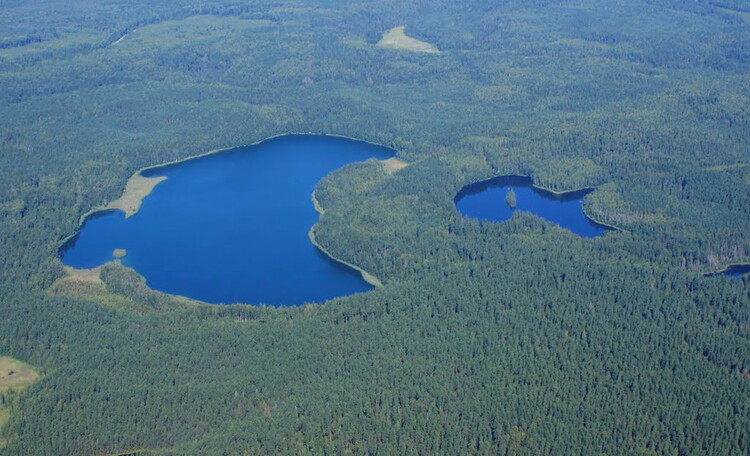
[1,0,749,454]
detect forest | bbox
[0,0,749,454]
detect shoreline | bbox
[704,262,750,277]
[527,179,625,232]
[58,132,399,252]
[457,174,622,233]
[134,132,399,178]
[532,182,625,232]
[106,174,167,218]
[580,205,625,233]
[309,191,384,288]
[58,132,392,304]
[531,182,595,196]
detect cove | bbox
[455,175,610,238]
[61,135,393,305]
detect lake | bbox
[61,135,393,305]
[705,264,750,278]
[455,175,610,238]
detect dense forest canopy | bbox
[0,0,749,454]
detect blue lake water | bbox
[455,176,610,238]
[705,264,750,278]
[61,135,393,305]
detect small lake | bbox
[455,176,610,238]
[61,135,393,305]
[705,264,750,278]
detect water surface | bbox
[62,135,393,305]
[705,264,750,278]
[455,176,610,238]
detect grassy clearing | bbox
[48,266,128,305]
[0,358,40,394]
[106,174,167,217]
[377,26,439,53]
[47,266,139,310]
[48,265,199,312]
[0,357,40,448]
[48,266,105,296]
[382,157,409,173]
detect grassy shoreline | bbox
[105,175,167,218]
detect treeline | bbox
[0,0,749,454]
[1,228,748,455]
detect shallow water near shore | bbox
[61,135,393,305]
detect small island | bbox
[455,175,612,238]
[113,248,127,259]
[505,189,517,208]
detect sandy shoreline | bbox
[309,191,384,288]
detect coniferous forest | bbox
[1,0,750,454]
